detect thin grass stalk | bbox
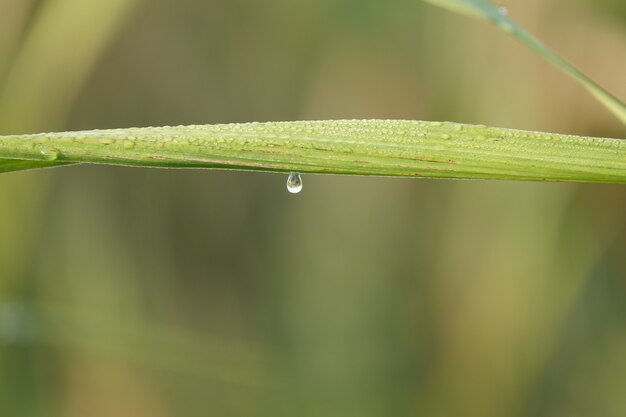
[0,120,624,183]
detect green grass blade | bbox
[422,0,626,127]
[0,159,72,173]
[422,0,495,19]
[0,120,624,183]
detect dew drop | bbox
[497,5,508,16]
[40,149,59,161]
[286,172,303,194]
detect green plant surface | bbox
[0,120,624,183]
[421,0,626,127]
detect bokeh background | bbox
[1,0,626,416]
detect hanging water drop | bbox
[286,172,303,194]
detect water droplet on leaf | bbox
[286,172,303,194]
[40,149,58,161]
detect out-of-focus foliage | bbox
[423,0,626,126]
[596,0,626,22]
[1,1,625,417]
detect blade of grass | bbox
[0,120,624,183]
[0,159,71,174]
[421,0,494,18]
[421,0,626,127]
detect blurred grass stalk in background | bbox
[0,0,144,416]
[423,0,626,126]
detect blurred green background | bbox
[1,0,626,416]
